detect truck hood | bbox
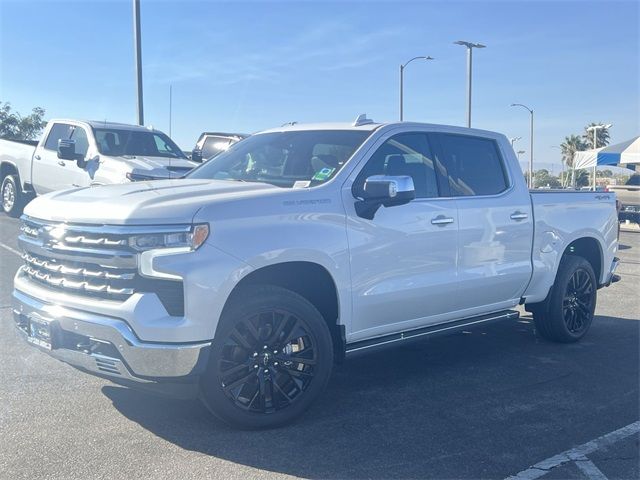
[24,179,278,225]
[106,155,198,178]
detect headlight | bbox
[128,224,209,251]
[126,172,159,181]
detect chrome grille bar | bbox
[22,254,135,280]
[22,266,135,295]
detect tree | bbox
[560,134,587,186]
[0,102,47,140]
[533,169,561,188]
[574,169,590,187]
[582,122,611,150]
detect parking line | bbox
[0,241,21,257]
[574,457,608,480]
[506,420,640,480]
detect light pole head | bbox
[587,123,612,131]
[511,103,533,114]
[454,40,486,49]
[402,55,434,68]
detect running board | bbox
[345,310,520,358]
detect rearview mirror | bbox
[191,148,203,163]
[57,138,76,161]
[355,175,415,219]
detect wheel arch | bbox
[562,236,603,283]
[525,233,605,309]
[221,261,345,360]
[1,161,19,183]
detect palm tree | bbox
[560,134,587,186]
[582,122,611,149]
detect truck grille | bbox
[22,252,136,297]
[18,217,185,315]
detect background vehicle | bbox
[0,119,198,216]
[608,174,640,224]
[13,118,619,429]
[191,132,248,162]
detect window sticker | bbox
[293,180,311,188]
[312,167,335,182]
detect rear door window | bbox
[433,134,509,196]
[43,123,73,150]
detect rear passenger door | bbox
[345,131,460,341]
[431,133,533,314]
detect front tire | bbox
[200,285,334,429]
[531,255,597,343]
[1,174,26,217]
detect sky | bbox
[1,0,638,174]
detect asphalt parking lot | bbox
[0,213,638,480]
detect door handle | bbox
[34,155,41,160]
[431,215,454,226]
[510,211,529,221]
[57,161,66,166]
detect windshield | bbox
[94,128,186,159]
[187,130,371,187]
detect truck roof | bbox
[49,119,164,133]
[259,120,503,139]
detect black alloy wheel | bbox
[562,268,595,335]
[200,285,333,429]
[217,308,318,413]
[532,255,597,343]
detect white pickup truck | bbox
[13,117,620,428]
[0,119,198,217]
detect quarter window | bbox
[355,133,440,199]
[435,134,508,196]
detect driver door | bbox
[32,122,75,194]
[344,131,460,342]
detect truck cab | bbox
[1,119,198,216]
[32,120,197,193]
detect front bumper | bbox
[12,289,211,388]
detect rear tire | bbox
[531,255,597,343]
[200,285,334,429]
[1,174,26,217]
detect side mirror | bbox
[57,138,76,161]
[191,148,203,163]
[355,175,415,219]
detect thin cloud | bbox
[144,20,405,85]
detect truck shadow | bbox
[102,314,639,479]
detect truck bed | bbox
[0,138,37,186]
[524,189,619,303]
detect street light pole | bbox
[510,136,522,147]
[399,56,433,121]
[586,123,612,190]
[133,0,144,125]
[454,40,486,127]
[511,103,534,188]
